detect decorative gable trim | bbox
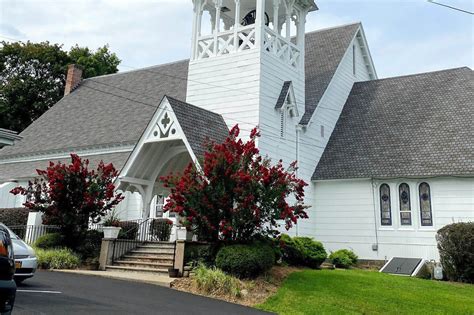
[145,104,182,143]
[275,81,299,117]
[118,96,200,184]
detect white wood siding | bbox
[311,177,474,260]
[257,49,305,167]
[186,49,262,139]
[0,181,27,208]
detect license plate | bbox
[15,261,22,269]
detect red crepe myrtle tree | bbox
[11,154,124,249]
[161,125,308,242]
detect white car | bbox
[0,224,37,283]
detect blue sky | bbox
[0,0,472,78]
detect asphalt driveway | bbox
[14,271,271,315]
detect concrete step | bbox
[137,243,175,249]
[143,241,175,247]
[122,255,174,263]
[106,265,169,274]
[114,260,173,269]
[114,260,173,268]
[131,248,175,255]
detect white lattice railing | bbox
[195,25,300,68]
[196,25,256,60]
[263,26,300,69]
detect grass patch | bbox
[257,269,474,315]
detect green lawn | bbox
[257,269,474,315]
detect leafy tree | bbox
[161,125,309,242]
[10,154,124,249]
[0,41,120,132]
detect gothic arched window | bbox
[399,183,412,225]
[419,182,433,226]
[380,184,392,226]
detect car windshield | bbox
[0,224,18,240]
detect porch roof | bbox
[0,151,131,182]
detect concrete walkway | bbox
[54,269,174,287]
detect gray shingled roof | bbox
[313,67,474,180]
[300,23,360,125]
[0,24,358,162]
[0,152,131,182]
[167,97,229,160]
[275,81,292,109]
[0,60,189,159]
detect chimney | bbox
[64,64,83,96]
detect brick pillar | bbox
[64,64,83,96]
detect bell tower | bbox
[186,0,317,160]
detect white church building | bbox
[0,0,472,261]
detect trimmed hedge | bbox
[117,221,139,240]
[184,242,221,266]
[216,243,274,279]
[0,208,30,226]
[150,218,173,241]
[280,234,327,269]
[329,249,358,268]
[34,233,64,249]
[436,222,474,283]
[76,230,103,260]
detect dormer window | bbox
[275,81,298,138]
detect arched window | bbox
[419,182,433,226]
[380,184,392,226]
[399,183,412,225]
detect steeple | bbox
[190,0,317,68]
[187,0,317,153]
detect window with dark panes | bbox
[399,183,412,225]
[380,184,392,226]
[419,182,433,226]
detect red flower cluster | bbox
[10,154,124,249]
[161,125,308,242]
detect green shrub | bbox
[184,242,221,266]
[329,249,358,268]
[280,234,327,269]
[436,222,474,283]
[34,233,64,249]
[35,248,80,269]
[117,221,139,240]
[215,243,274,279]
[194,264,241,298]
[76,230,103,260]
[150,218,173,241]
[0,208,30,226]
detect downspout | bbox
[371,178,379,253]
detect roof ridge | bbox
[305,22,361,35]
[85,59,189,81]
[166,96,224,118]
[356,66,471,84]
